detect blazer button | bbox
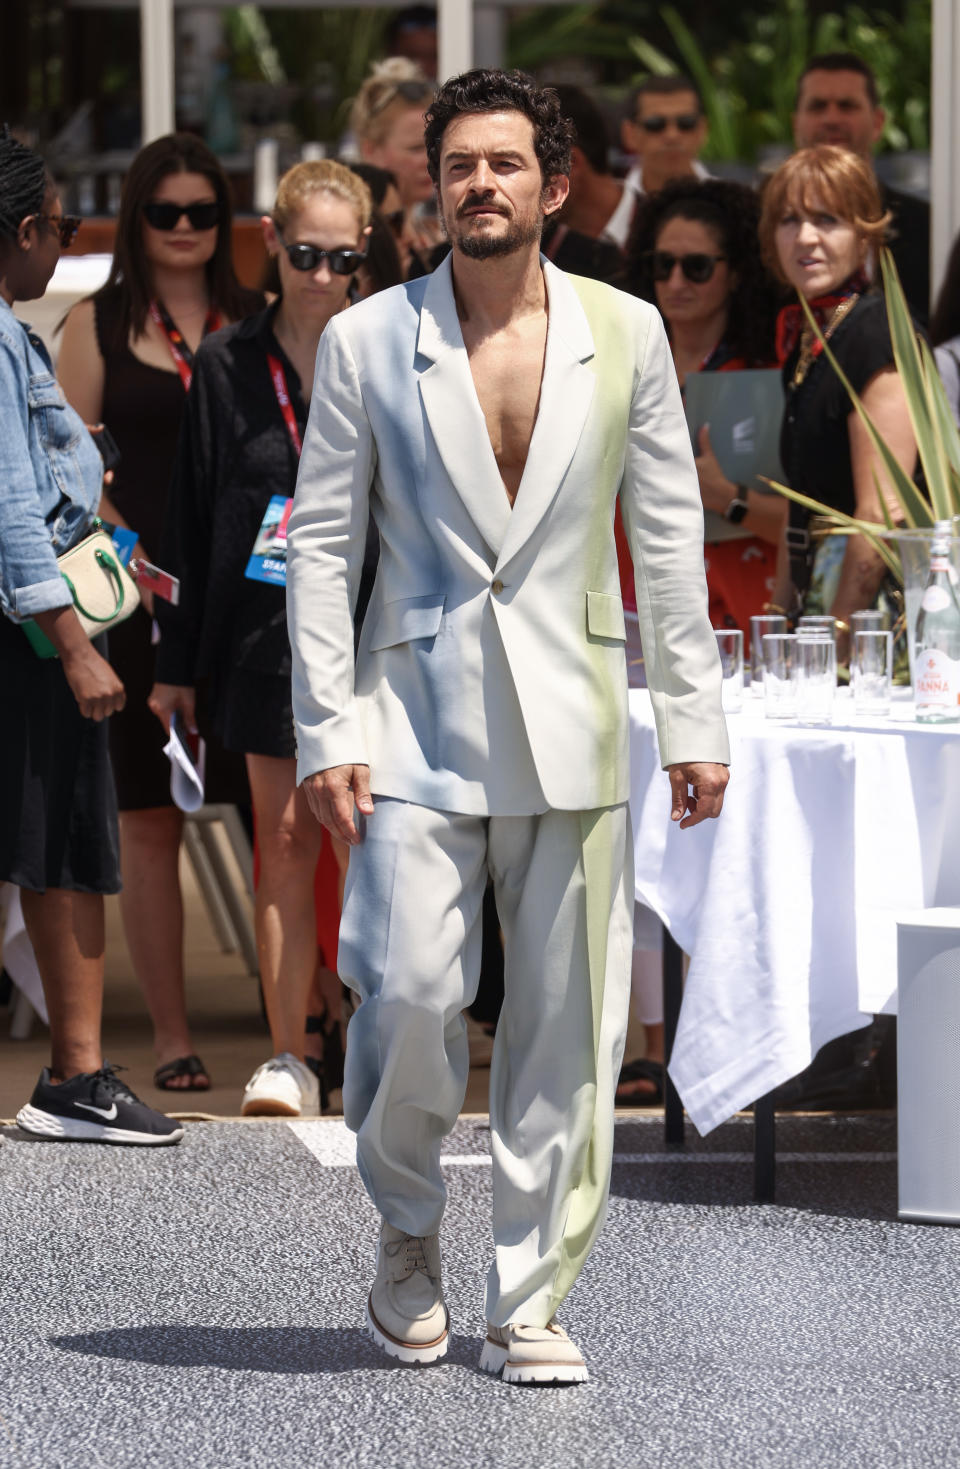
[492,578,504,594]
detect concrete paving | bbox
[4,1112,960,1468]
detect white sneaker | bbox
[241,1053,319,1117]
[479,1321,588,1385]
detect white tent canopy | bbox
[130,0,956,306]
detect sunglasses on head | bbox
[638,112,701,134]
[143,200,220,232]
[278,235,367,275]
[648,250,726,283]
[369,78,433,116]
[37,212,81,248]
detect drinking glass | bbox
[762,632,798,719]
[715,629,744,713]
[851,629,893,715]
[750,614,788,695]
[797,614,837,639]
[795,634,837,725]
[850,609,886,635]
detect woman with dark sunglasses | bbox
[148,161,374,1120]
[624,177,786,631]
[57,134,263,1098]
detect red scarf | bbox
[775,270,870,366]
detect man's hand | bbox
[667,761,729,830]
[303,765,374,845]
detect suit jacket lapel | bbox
[417,256,512,556]
[497,260,596,569]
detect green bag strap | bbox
[63,547,126,623]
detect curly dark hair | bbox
[623,177,784,367]
[0,127,50,245]
[424,69,573,188]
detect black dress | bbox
[780,291,896,517]
[155,304,309,758]
[94,289,253,807]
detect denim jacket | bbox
[0,297,103,622]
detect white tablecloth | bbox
[629,686,960,1135]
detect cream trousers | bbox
[338,797,633,1327]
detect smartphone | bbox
[89,423,122,473]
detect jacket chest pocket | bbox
[29,372,81,453]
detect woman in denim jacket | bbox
[0,130,180,1145]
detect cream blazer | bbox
[287,254,729,815]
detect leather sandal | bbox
[153,1054,210,1091]
[615,1057,664,1106]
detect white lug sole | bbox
[366,1298,449,1365]
[16,1103,184,1147]
[479,1339,589,1385]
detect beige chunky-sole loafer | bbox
[366,1221,449,1365]
[479,1321,588,1385]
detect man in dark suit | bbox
[792,50,929,321]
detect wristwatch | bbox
[723,487,750,524]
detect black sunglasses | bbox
[638,112,701,134]
[36,212,81,248]
[648,250,726,284]
[143,200,220,232]
[278,235,367,276]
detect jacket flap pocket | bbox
[369,593,445,652]
[28,373,65,409]
[586,590,626,642]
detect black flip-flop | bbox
[153,1054,211,1091]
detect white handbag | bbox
[23,523,141,658]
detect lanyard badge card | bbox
[245,495,293,587]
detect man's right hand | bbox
[303,765,374,845]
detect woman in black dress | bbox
[58,134,262,1092]
[151,161,373,1118]
[759,145,917,661]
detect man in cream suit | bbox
[287,69,729,1385]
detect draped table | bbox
[628,686,960,1136]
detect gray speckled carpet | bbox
[3,1113,960,1469]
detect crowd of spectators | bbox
[1,41,953,1133]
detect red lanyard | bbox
[266,353,303,457]
[149,300,223,392]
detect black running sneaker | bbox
[16,1065,184,1146]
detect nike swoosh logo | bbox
[75,1101,118,1121]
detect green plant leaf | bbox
[761,478,903,578]
[878,251,952,520]
[798,292,934,529]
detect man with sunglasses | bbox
[287,67,728,1386]
[621,74,710,201]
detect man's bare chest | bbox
[466,331,547,504]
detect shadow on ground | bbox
[50,1324,483,1376]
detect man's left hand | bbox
[666,762,729,829]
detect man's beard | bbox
[446,203,544,261]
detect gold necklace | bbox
[791,294,859,388]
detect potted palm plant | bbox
[765,249,960,688]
